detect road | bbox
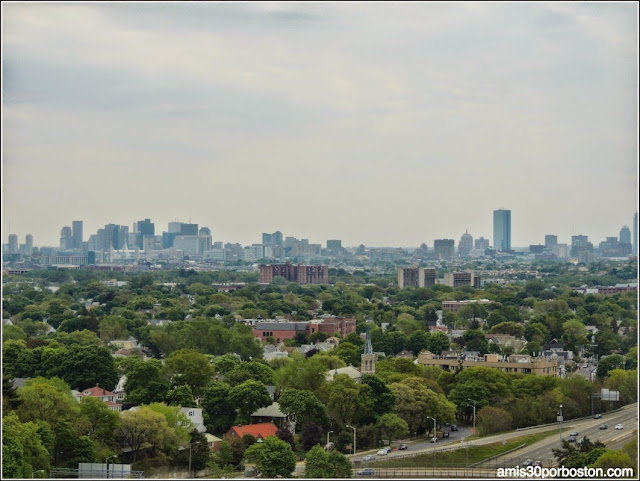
[476,402,638,468]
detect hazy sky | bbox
[2,2,638,248]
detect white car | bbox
[615,424,623,430]
[376,449,388,456]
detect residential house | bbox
[325,365,362,383]
[251,402,294,431]
[225,423,279,442]
[180,407,206,433]
[72,385,122,412]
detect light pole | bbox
[105,454,117,479]
[467,399,477,436]
[557,405,563,444]
[427,416,436,468]
[189,442,202,478]
[327,430,333,450]
[346,425,356,458]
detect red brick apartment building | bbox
[253,317,356,343]
[259,261,329,284]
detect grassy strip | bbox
[369,430,561,468]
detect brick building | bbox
[259,261,329,284]
[253,317,356,343]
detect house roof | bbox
[78,385,116,397]
[229,423,278,440]
[325,365,362,382]
[251,402,286,419]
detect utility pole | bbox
[557,404,563,444]
[326,430,333,450]
[427,416,436,468]
[346,425,356,459]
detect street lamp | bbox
[557,405,563,444]
[346,425,356,458]
[327,430,333,450]
[467,399,477,436]
[189,442,202,478]
[426,416,436,468]
[105,454,118,479]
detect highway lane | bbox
[477,403,638,468]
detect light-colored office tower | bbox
[634,213,638,255]
[544,235,557,248]
[474,237,490,250]
[552,244,569,259]
[458,230,473,258]
[173,235,200,256]
[25,234,33,255]
[60,226,72,250]
[493,209,511,251]
[72,221,83,249]
[8,234,19,254]
[168,221,183,233]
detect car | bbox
[615,424,623,430]
[451,425,458,431]
[362,455,376,462]
[534,461,543,467]
[599,424,608,430]
[522,459,533,467]
[383,446,393,453]
[443,431,450,438]
[568,436,576,443]
[398,444,408,450]
[594,414,603,419]
[429,437,438,443]
[357,468,375,476]
[444,422,451,426]
[376,449,388,456]
[569,431,579,437]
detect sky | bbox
[2,1,638,248]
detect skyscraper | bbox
[8,234,18,254]
[634,213,638,256]
[433,239,455,260]
[60,226,72,250]
[72,220,83,249]
[25,234,33,255]
[136,219,155,248]
[493,209,511,251]
[458,230,473,257]
[544,235,557,248]
[620,225,631,244]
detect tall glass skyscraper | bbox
[634,213,638,256]
[493,209,511,251]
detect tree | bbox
[79,396,120,447]
[463,330,489,355]
[427,332,450,355]
[225,361,275,387]
[245,436,296,478]
[476,406,513,435]
[596,354,625,378]
[327,374,360,426]
[304,445,352,478]
[164,349,214,396]
[16,379,80,429]
[165,384,197,407]
[276,426,296,451]
[228,380,272,425]
[300,422,323,452]
[146,402,193,450]
[124,358,170,405]
[2,412,51,477]
[278,389,329,429]
[375,413,409,443]
[201,382,238,434]
[361,375,395,418]
[119,406,176,462]
[57,344,119,391]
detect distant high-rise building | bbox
[103,224,120,251]
[118,226,129,249]
[168,222,183,233]
[25,234,33,256]
[634,213,638,255]
[327,240,342,252]
[544,235,557,248]
[458,230,473,258]
[433,239,455,260]
[260,261,329,285]
[262,233,273,245]
[443,271,481,288]
[474,237,489,250]
[273,231,283,246]
[493,209,511,251]
[619,225,631,244]
[8,234,19,254]
[571,235,592,258]
[199,227,211,236]
[60,226,72,250]
[181,223,198,236]
[397,267,436,288]
[72,221,83,249]
[136,219,155,248]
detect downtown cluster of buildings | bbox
[3,210,638,274]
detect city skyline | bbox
[3,2,638,247]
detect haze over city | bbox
[2,2,638,247]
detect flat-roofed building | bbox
[417,352,558,376]
[443,271,481,288]
[259,261,329,284]
[398,267,436,288]
[441,299,492,312]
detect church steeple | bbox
[361,322,376,375]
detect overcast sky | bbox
[2,2,638,248]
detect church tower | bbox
[360,323,376,375]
